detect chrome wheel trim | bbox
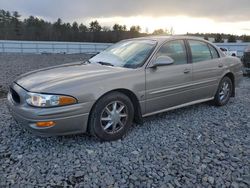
[219,81,230,101]
[100,101,128,134]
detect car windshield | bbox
[89,39,157,68]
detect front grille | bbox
[10,87,20,104]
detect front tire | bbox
[89,92,134,141]
[214,76,233,106]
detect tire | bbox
[89,92,134,141]
[214,76,233,106]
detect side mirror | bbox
[149,56,174,68]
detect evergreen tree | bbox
[89,20,101,32]
[214,34,224,43]
[12,11,21,39]
[242,35,250,42]
[228,35,236,43]
[130,25,141,33]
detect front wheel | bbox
[214,76,233,106]
[89,92,134,141]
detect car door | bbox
[187,40,224,100]
[145,39,193,115]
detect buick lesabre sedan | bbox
[7,36,242,141]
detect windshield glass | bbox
[89,39,157,68]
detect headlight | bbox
[26,92,77,107]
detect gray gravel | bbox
[0,54,250,187]
[0,53,91,95]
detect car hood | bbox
[15,62,128,92]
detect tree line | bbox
[0,10,149,42]
[188,33,250,43]
[0,9,250,43]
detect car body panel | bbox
[7,36,243,136]
[145,63,193,114]
[191,58,224,99]
[7,83,90,135]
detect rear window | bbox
[188,40,212,63]
[209,45,220,59]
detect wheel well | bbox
[111,89,143,124]
[87,89,143,131]
[224,72,235,97]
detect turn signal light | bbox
[59,96,77,105]
[36,121,55,127]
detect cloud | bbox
[0,0,249,22]
[242,28,250,31]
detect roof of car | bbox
[130,35,225,56]
[133,35,205,43]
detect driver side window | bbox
[156,40,187,65]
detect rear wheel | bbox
[214,76,233,106]
[89,92,134,141]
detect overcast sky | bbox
[1,0,250,34]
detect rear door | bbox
[187,40,223,100]
[145,40,193,115]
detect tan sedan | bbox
[7,36,242,141]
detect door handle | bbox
[218,63,223,68]
[183,68,191,74]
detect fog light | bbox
[36,121,55,127]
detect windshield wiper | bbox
[96,61,114,67]
[81,59,91,64]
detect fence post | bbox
[1,42,4,53]
[36,43,39,54]
[52,43,55,53]
[20,42,23,53]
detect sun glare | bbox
[85,16,250,35]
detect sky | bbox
[1,0,250,35]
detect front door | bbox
[145,40,193,115]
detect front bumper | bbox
[7,83,93,136]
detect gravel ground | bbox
[0,54,250,187]
[0,53,91,95]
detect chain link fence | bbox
[0,40,112,54]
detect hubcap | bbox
[100,101,128,133]
[219,81,230,101]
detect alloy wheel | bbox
[219,80,230,101]
[100,101,128,133]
